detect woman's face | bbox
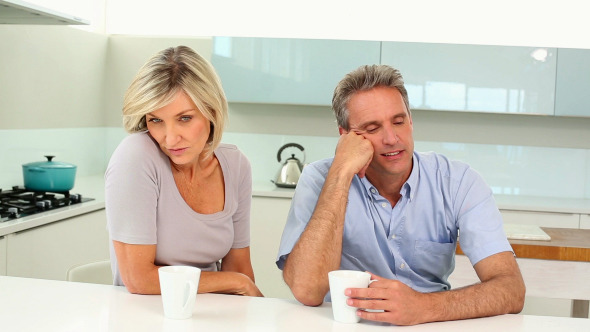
[145,90,211,166]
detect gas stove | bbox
[0,186,94,222]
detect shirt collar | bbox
[359,152,419,201]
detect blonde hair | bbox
[122,46,228,157]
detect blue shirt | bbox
[276,151,512,295]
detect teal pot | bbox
[22,156,77,192]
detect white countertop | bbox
[253,181,590,214]
[1,276,589,332]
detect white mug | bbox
[328,270,372,323]
[158,266,201,319]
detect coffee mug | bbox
[328,270,372,323]
[158,266,201,319]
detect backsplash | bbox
[0,128,107,189]
[1,128,588,200]
[222,133,590,199]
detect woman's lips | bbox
[168,148,187,156]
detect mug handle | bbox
[183,281,197,312]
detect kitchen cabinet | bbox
[555,48,590,117]
[581,214,590,230]
[381,42,557,115]
[0,0,89,25]
[211,37,380,105]
[500,210,580,228]
[0,236,6,275]
[250,196,294,300]
[5,209,109,281]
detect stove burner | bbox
[0,186,93,222]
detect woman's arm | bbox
[114,241,263,296]
[113,240,161,294]
[215,247,263,297]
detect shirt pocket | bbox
[411,240,455,283]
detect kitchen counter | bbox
[457,227,590,262]
[1,276,589,331]
[4,175,587,238]
[253,182,590,215]
[0,175,105,237]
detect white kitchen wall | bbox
[2,27,589,201]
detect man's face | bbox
[341,86,414,182]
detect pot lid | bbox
[23,155,77,169]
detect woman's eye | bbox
[180,116,192,122]
[147,118,161,123]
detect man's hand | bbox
[333,131,373,178]
[345,252,525,326]
[345,273,430,326]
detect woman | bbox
[105,45,262,296]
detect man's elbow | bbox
[283,271,325,306]
[290,284,325,307]
[506,278,526,314]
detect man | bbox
[276,64,525,326]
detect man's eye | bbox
[366,127,378,133]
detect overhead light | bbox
[530,48,548,62]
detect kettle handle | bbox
[277,143,305,163]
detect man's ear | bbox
[338,127,347,135]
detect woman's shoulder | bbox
[215,143,249,164]
[109,132,164,166]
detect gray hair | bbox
[332,64,410,130]
[122,46,228,157]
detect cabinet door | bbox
[500,210,579,228]
[581,214,590,230]
[211,37,380,105]
[250,196,294,300]
[6,209,109,280]
[555,48,590,117]
[0,236,6,276]
[381,42,556,115]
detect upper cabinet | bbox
[211,37,380,105]
[381,42,557,115]
[555,48,590,117]
[0,0,89,25]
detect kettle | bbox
[272,143,306,188]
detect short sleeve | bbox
[454,167,513,265]
[105,133,162,244]
[230,149,252,249]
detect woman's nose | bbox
[164,124,181,146]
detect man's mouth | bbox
[383,151,400,157]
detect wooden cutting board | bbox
[503,223,551,241]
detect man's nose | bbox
[382,125,398,145]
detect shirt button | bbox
[371,188,376,194]
[381,203,387,208]
[400,263,405,269]
[391,234,396,239]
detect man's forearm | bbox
[283,164,354,306]
[424,272,525,323]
